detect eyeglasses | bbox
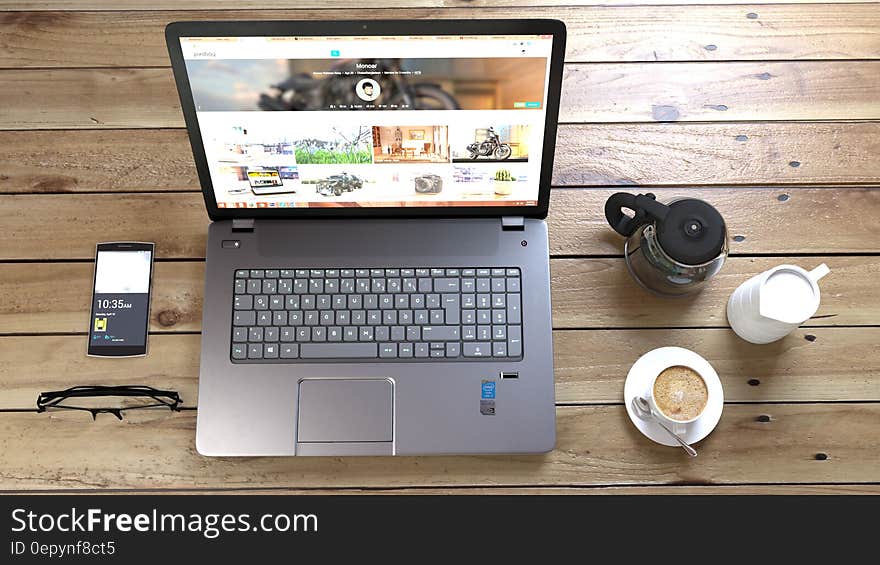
[36,385,182,420]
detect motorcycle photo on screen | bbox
[466,127,512,160]
[258,58,461,111]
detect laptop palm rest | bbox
[296,379,394,455]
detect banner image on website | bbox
[185,57,547,112]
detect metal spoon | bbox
[631,396,697,457]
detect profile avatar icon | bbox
[356,78,381,102]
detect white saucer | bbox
[623,347,724,447]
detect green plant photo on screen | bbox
[294,146,372,164]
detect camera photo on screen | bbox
[185,57,547,112]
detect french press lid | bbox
[605,193,727,265]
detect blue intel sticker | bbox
[481,381,496,399]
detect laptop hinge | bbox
[501,216,525,231]
[231,218,255,232]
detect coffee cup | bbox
[727,263,830,344]
[645,364,710,435]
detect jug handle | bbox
[604,192,670,237]
[808,263,830,283]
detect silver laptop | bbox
[166,19,567,456]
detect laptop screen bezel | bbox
[165,19,566,221]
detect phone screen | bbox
[88,244,154,357]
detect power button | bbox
[221,240,241,249]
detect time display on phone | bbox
[95,298,134,309]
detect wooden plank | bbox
[1,256,875,334]
[549,187,880,256]
[0,130,201,193]
[43,485,878,495]
[2,328,877,410]
[551,256,879,328]
[560,61,880,122]
[2,188,878,260]
[0,335,201,410]
[554,123,880,186]
[4,124,880,194]
[0,261,206,333]
[3,6,879,67]
[3,62,880,130]
[553,328,880,404]
[2,1,877,11]
[1,403,878,490]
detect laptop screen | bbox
[178,34,555,210]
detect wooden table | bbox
[1,1,879,495]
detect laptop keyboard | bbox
[230,268,523,362]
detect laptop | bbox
[166,19,567,456]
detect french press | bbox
[605,192,728,296]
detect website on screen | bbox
[180,35,554,208]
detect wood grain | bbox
[2,327,877,410]
[52,485,880,495]
[560,61,880,122]
[2,0,876,10]
[554,122,880,186]
[2,5,879,67]
[2,188,878,260]
[3,124,880,194]
[1,256,875,335]
[551,256,878,328]
[3,62,880,129]
[0,261,206,333]
[1,403,878,490]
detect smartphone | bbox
[87,242,155,357]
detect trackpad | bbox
[297,379,393,443]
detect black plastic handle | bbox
[604,192,670,237]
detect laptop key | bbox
[234,295,253,310]
[247,344,263,359]
[435,278,460,292]
[415,343,429,358]
[463,342,491,357]
[264,343,279,359]
[421,326,460,341]
[508,326,522,357]
[507,295,522,324]
[493,342,507,357]
[235,279,246,294]
[232,328,247,342]
[231,344,247,359]
[379,343,397,358]
[233,311,255,326]
[280,344,299,359]
[446,342,461,358]
[399,343,414,357]
[328,327,342,342]
[300,343,378,359]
